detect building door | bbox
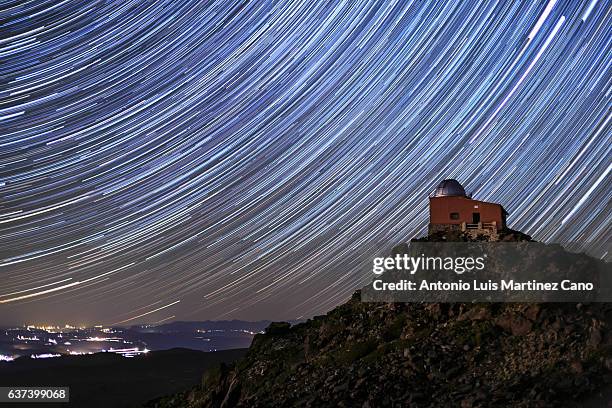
[472,213,480,223]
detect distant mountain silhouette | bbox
[128,320,273,333]
[124,320,275,352]
[0,348,246,408]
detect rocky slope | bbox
[148,231,611,407]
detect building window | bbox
[450,212,460,220]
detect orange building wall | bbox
[429,196,505,229]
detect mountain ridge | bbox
[148,230,611,407]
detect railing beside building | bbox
[461,221,497,231]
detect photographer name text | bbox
[372,279,594,292]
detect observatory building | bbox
[428,179,507,239]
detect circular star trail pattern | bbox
[0,0,610,325]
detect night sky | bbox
[0,0,610,326]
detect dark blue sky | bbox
[0,0,610,325]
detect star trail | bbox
[0,0,610,325]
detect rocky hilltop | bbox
[148,231,611,407]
